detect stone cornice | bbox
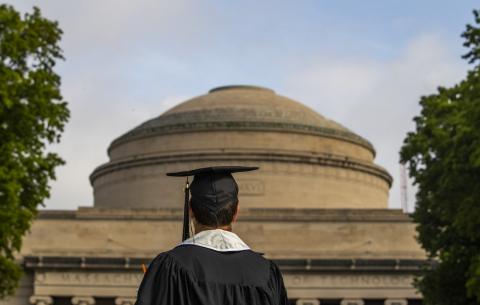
[37,207,412,222]
[90,152,392,186]
[23,255,428,273]
[108,120,376,156]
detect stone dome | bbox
[108,85,374,155]
[90,85,392,210]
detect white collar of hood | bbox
[179,229,250,252]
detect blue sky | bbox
[8,0,479,210]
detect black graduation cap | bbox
[167,166,259,241]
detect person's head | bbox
[166,166,258,239]
[188,171,240,229]
[189,198,239,228]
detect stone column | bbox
[341,299,364,305]
[71,296,95,305]
[115,297,136,305]
[385,299,408,305]
[30,296,53,305]
[296,299,320,305]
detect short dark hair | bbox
[190,199,238,227]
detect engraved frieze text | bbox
[35,272,143,286]
[284,274,413,288]
[237,180,265,196]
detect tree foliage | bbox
[400,9,480,305]
[0,5,69,299]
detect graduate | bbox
[134,166,289,305]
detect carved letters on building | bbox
[35,272,143,287]
[284,274,413,288]
[35,271,412,289]
[237,180,265,196]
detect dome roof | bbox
[91,85,391,210]
[109,85,374,154]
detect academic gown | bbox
[135,229,289,305]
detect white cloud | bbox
[9,0,206,209]
[45,92,187,210]
[284,33,468,210]
[6,1,471,212]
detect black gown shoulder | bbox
[135,245,288,305]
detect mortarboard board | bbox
[167,166,258,241]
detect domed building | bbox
[91,85,391,211]
[6,86,425,305]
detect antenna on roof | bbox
[400,163,408,213]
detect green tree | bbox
[400,10,480,305]
[0,5,69,299]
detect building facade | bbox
[4,86,425,305]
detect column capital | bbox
[341,299,364,305]
[71,296,95,305]
[115,297,136,305]
[296,299,320,305]
[385,299,408,305]
[30,295,53,305]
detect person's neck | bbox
[194,222,232,234]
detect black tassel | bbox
[182,178,190,241]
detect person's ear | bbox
[232,203,240,223]
[188,199,195,218]
[188,203,194,220]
